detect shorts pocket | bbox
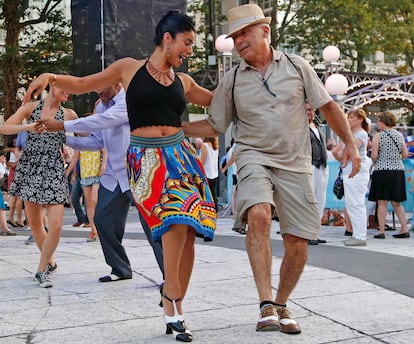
[304,191,317,205]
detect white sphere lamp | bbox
[325,73,349,95]
[323,45,340,63]
[215,34,234,53]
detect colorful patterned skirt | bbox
[127,130,216,242]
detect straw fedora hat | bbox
[227,4,271,38]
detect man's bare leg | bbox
[246,203,280,331]
[274,233,307,334]
[246,203,273,302]
[276,234,308,304]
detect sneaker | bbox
[344,238,367,246]
[256,304,280,332]
[35,270,53,288]
[25,235,35,245]
[275,305,301,334]
[47,262,58,274]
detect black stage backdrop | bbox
[71,0,187,114]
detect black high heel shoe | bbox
[162,293,192,342]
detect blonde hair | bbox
[377,111,398,127]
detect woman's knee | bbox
[391,201,403,210]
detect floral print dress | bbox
[9,101,68,204]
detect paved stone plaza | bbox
[1,207,413,343]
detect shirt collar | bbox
[239,46,283,71]
[111,87,125,104]
[99,87,125,110]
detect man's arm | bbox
[66,102,127,132]
[320,101,361,178]
[37,100,128,133]
[65,132,104,152]
[182,119,219,138]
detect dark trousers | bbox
[71,175,87,224]
[208,177,219,210]
[94,184,164,279]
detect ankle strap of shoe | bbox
[162,293,181,303]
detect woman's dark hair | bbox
[7,135,16,148]
[153,10,195,46]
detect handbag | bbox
[333,167,344,199]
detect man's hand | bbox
[25,122,39,132]
[94,98,102,111]
[181,119,219,138]
[35,119,64,132]
[341,143,361,178]
[23,73,51,104]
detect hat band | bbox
[229,15,265,32]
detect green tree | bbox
[186,0,209,72]
[0,0,71,119]
[280,0,380,72]
[21,11,72,83]
[278,0,414,74]
[372,0,414,75]
[186,0,225,72]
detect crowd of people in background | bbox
[3,104,411,244]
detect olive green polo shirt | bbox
[207,48,332,174]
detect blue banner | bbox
[326,159,414,212]
[326,161,345,209]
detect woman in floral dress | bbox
[0,76,77,287]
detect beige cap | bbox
[227,4,271,38]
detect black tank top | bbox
[126,61,187,130]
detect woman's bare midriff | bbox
[131,126,182,138]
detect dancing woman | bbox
[1,74,77,287]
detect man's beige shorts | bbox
[236,164,320,240]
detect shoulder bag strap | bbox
[383,130,401,151]
[283,53,307,100]
[231,64,240,118]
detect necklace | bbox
[147,59,175,85]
